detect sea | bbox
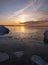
[0,26,48,42]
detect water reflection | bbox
[6,26,48,41]
[20,26,25,32]
[7,26,39,39]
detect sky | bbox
[0,0,48,25]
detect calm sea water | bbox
[4,26,48,42]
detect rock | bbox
[0,52,9,63]
[13,51,24,58]
[44,31,48,43]
[0,26,9,35]
[31,55,47,65]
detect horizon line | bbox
[0,25,48,27]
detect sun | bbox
[18,14,28,23]
[20,20,25,23]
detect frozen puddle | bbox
[0,52,9,63]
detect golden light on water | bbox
[20,26,25,32]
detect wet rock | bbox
[13,51,24,58]
[0,26,9,35]
[44,31,48,43]
[0,52,9,63]
[31,55,46,65]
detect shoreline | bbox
[0,39,48,61]
[0,38,48,65]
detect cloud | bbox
[8,0,33,18]
[0,0,48,22]
[8,0,42,21]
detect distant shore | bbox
[0,25,48,27]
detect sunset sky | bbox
[0,0,48,25]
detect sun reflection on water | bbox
[7,26,41,40]
[20,26,25,32]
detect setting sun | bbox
[18,14,28,23]
[20,20,25,23]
